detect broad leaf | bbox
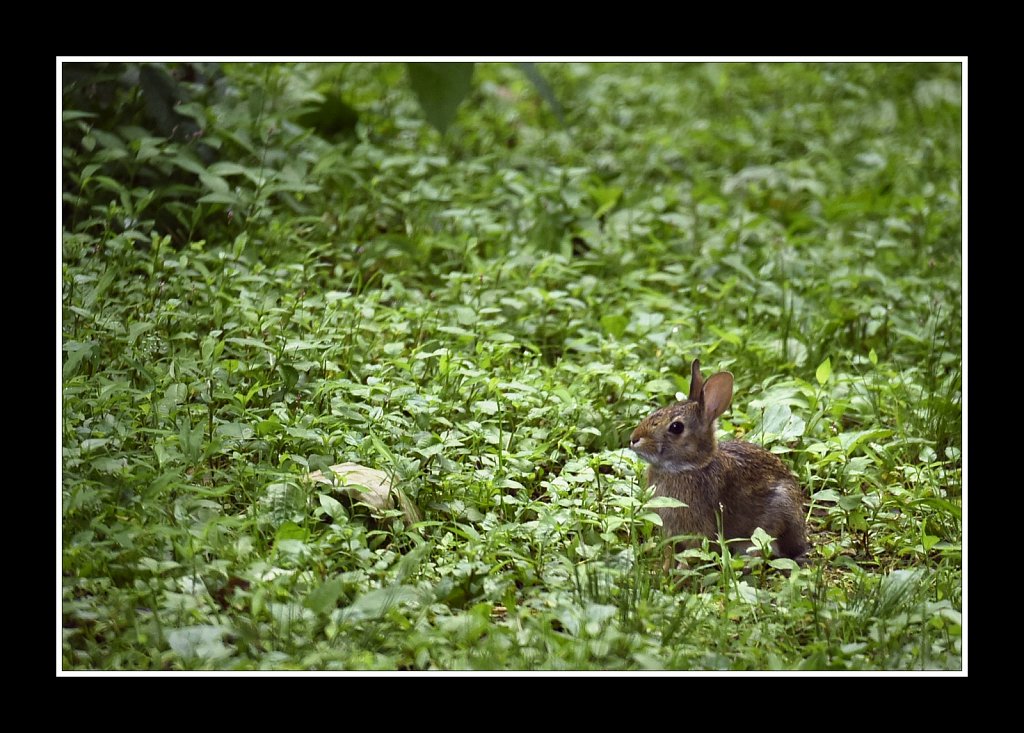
[167,625,231,661]
[304,578,346,615]
[334,585,421,623]
[407,63,474,134]
[816,357,832,385]
[644,496,687,509]
[758,403,806,442]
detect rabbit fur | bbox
[629,360,809,563]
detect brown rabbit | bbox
[629,360,810,565]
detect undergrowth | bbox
[61,61,963,671]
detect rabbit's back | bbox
[717,441,808,559]
[649,440,809,561]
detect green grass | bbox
[61,61,962,671]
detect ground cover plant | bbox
[60,61,963,671]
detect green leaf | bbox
[838,494,866,511]
[709,325,743,346]
[304,578,345,615]
[407,63,474,134]
[644,496,687,509]
[414,442,446,459]
[811,488,842,502]
[335,585,421,623]
[394,540,431,581]
[600,314,628,339]
[759,403,806,442]
[318,493,347,520]
[225,337,274,351]
[475,400,499,415]
[127,321,155,344]
[589,185,623,218]
[62,110,98,122]
[937,608,962,625]
[750,527,775,548]
[215,422,254,440]
[639,512,663,526]
[197,191,243,205]
[85,268,116,307]
[198,171,229,193]
[80,438,111,453]
[167,625,230,661]
[868,348,878,365]
[91,129,126,152]
[910,497,962,520]
[178,420,203,461]
[835,428,893,454]
[274,520,308,542]
[395,486,424,525]
[206,161,252,177]
[879,569,925,608]
[63,341,95,378]
[815,357,832,385]
[645,378,676,396]
[170,153,207,176]
[91,456,127,473]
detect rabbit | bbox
[629,359,810,566]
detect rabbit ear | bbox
[688,359,704,400]
[700,372,734,421]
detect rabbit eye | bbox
[668,421,685,435]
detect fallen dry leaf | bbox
[308,462,421,525]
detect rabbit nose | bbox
[629,430,641,446]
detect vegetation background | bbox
[61,61,963,671]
